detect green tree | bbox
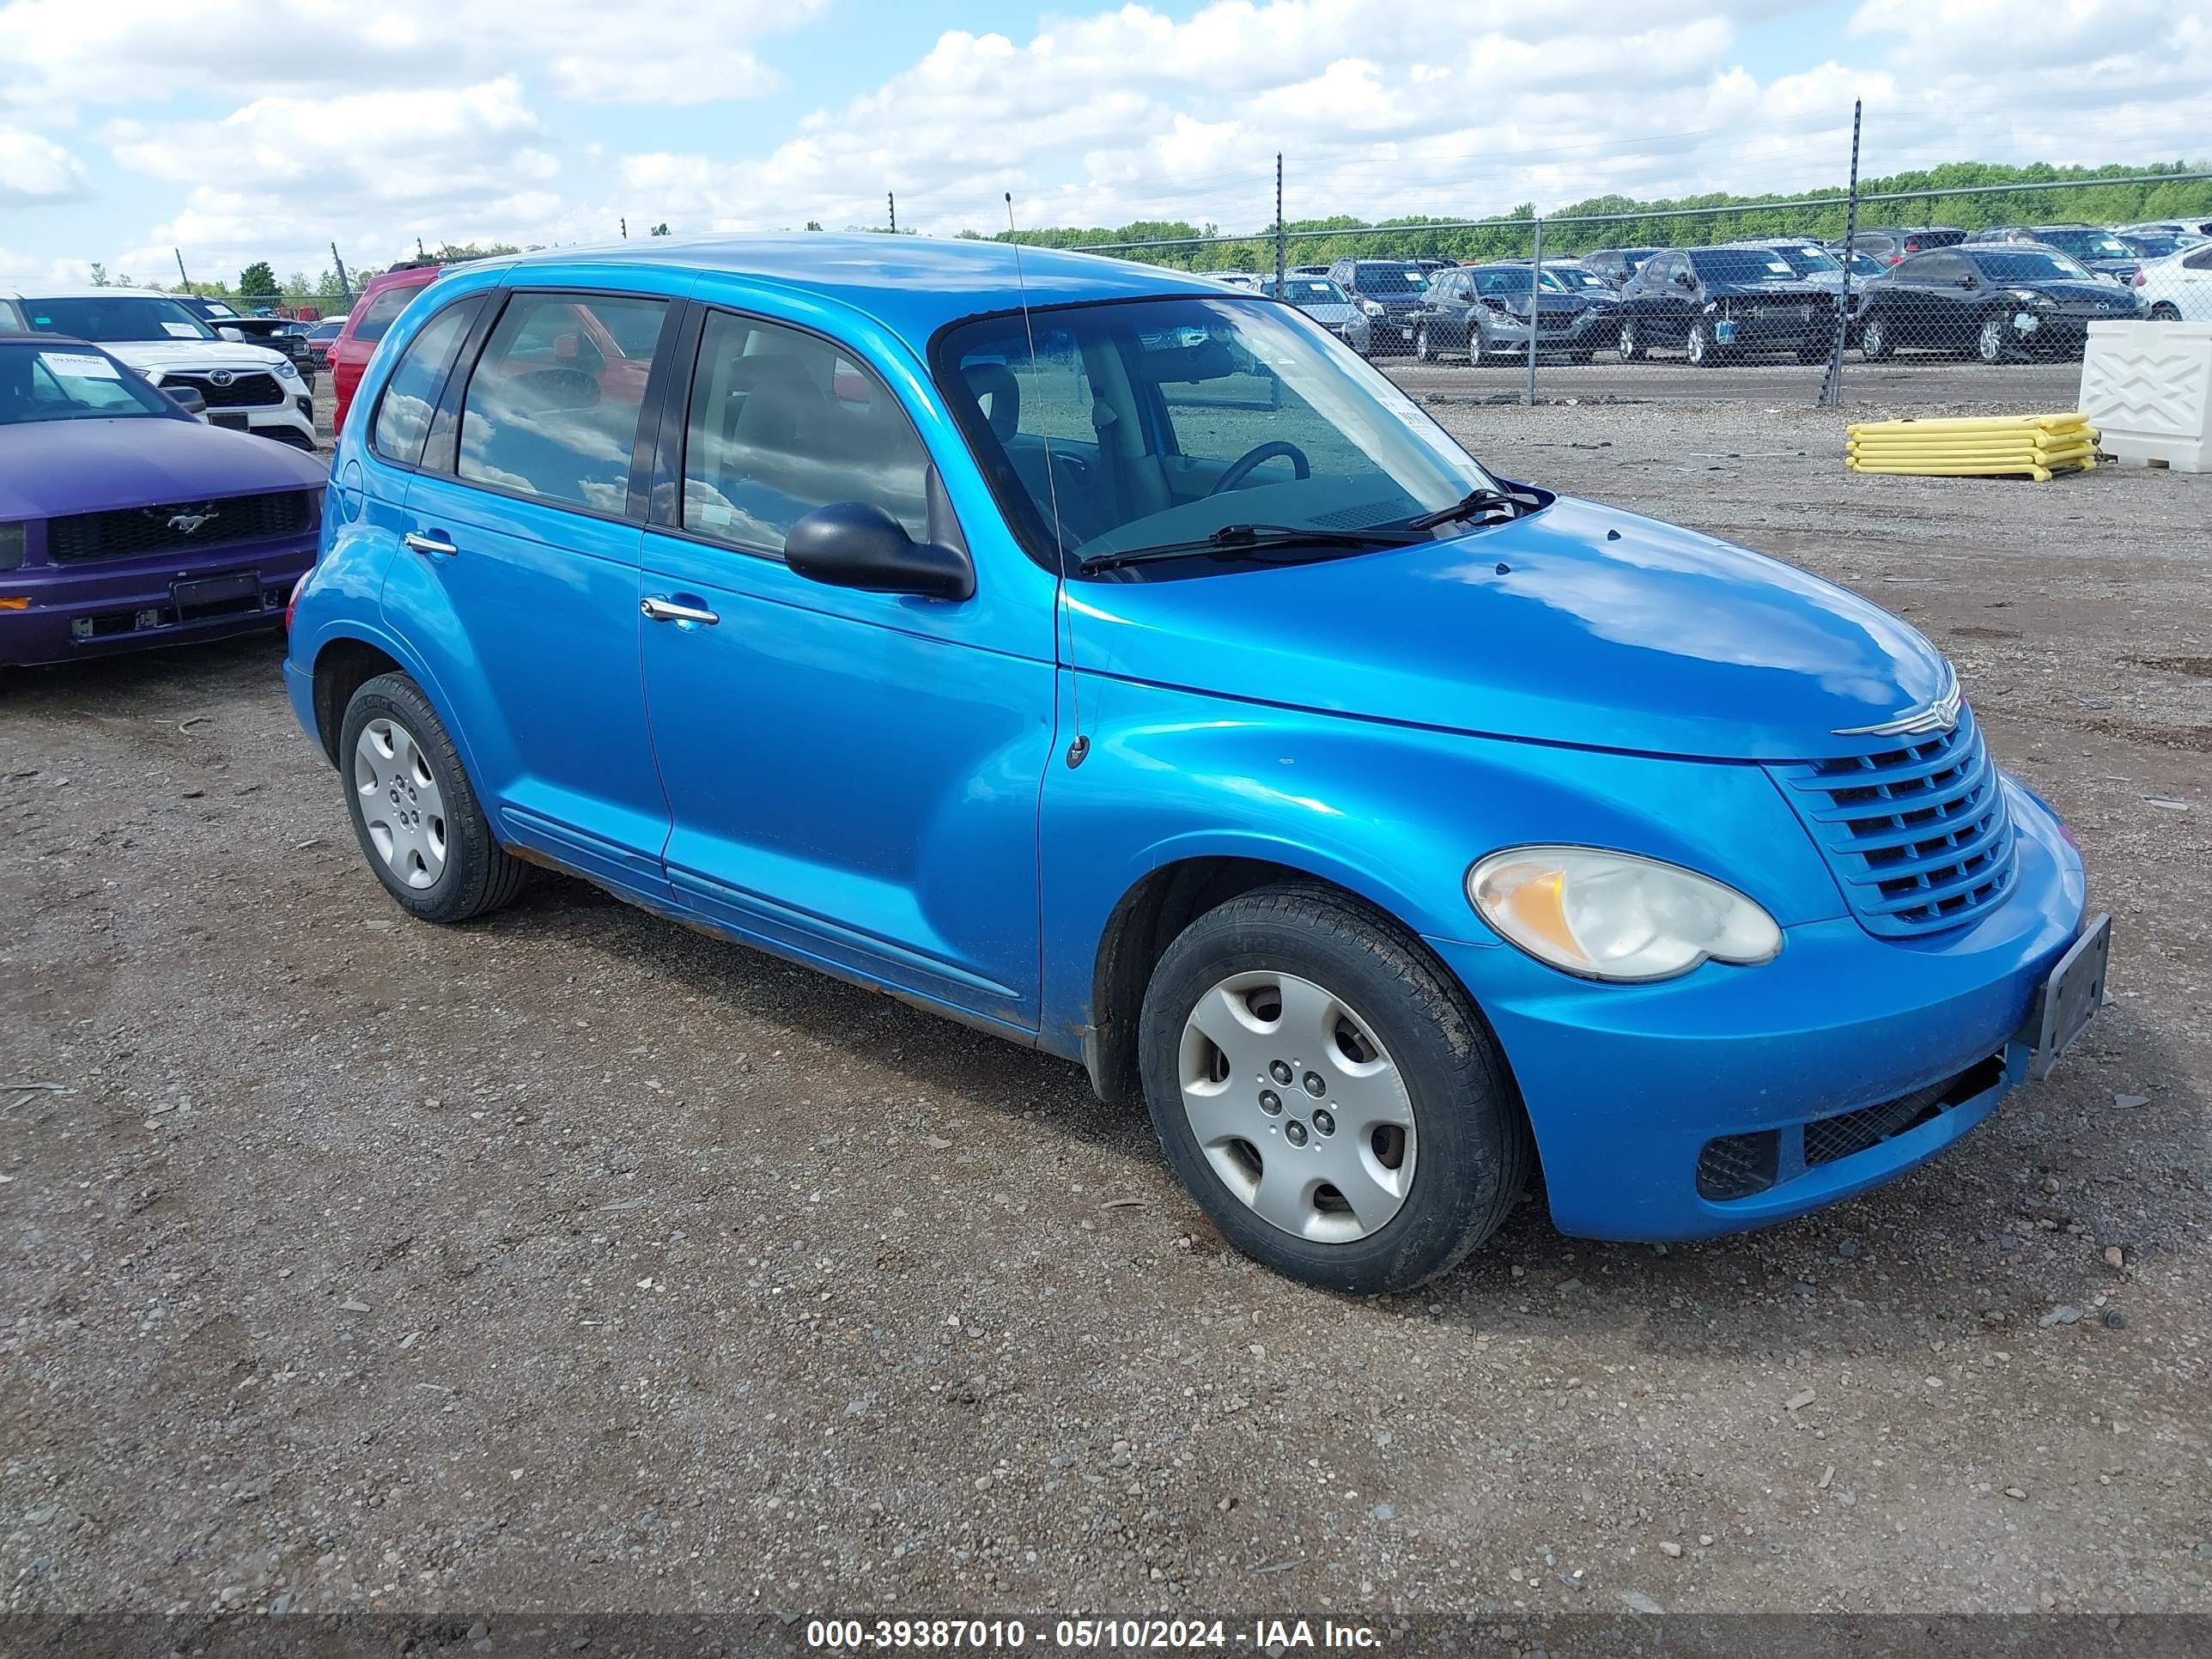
[238,261,279,299]
[650,222,671,236]
[88,263,110,287]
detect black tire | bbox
[1413,323,1433,363]
[1975,312,2009,365]
[338,672,527,924]
[1686,318,1722,368]
[2150,302,2181,322]
[1137,884,1532,1294]
[1617,316,1645,362]
[1858,314,1894,361]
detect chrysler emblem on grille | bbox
[164,507,221,535]
[1834,676,1962,738]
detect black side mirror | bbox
[164,385,208,416]
[1957,274,1978,290]
[784,501,974,601]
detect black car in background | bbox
[1579,247,1662,288]
[171,295,318,385]
[1965,224,2139,284]
[1325,258,1433,356]
[1614,246,1833,366]
[1834,226,1967,267]
[1856,244,2147,362]
[1413,264,1620,363]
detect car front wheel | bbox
[340,672,527,924]
[1858,316,1894,361]
[1617,317,1645,362]
[1138,885,1531,1293]
[1976,313,2010,364]
[1686,319,1721,368]
[1413,323,1433,363]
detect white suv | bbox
[4,288,317,450]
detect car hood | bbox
[1073,495,1951,763]
[2014,281,2142,311]
[0,416,326,520]
[1297,302,1363,325]
[95,340,293,374]
[1702,279,1827,300]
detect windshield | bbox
[936,296,1498,574]
[23,295,218,343]
[1349,265,1428,296]
[1281,278,1350,304]
[1838,249,1887,277]
[1970,249,2094,283]
[1687,249,1797,283]
[2121,234,2186,258]
[0,343,175,424]
[1759,245,1842,276]
[1540,265,1611,292]
[2039,229,2130,261]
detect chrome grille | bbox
[1769,701,2020,938]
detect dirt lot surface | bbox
[3,380,2208,1632]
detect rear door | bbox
[385,281,688,896]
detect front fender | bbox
[1038,673,1846,1056]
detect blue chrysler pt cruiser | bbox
[284,235,2110,1292]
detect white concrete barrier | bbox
[2078,320,2212,472]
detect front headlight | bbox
[1467,847,1782,982]
[138,367,165,386]
[0,520,25,571]
[272,358,301,380]
[1358,298,1384,317]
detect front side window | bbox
[0,343,175,424]
[370,301,477,466]
[22,295,217,343]
[681,311,931,552]
[457,291,669,514]
[937,295,1498,574]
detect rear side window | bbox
[350,284,416,345]
[457,292,670,514]
[370,302,476,466]
[680,311,930,552]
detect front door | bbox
[637,307,1056,1032]
[386,285,681,896]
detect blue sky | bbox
[0,0,2198,290]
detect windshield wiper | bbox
[1399,488,1522,532]
[1079,522,1419,574]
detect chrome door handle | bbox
[404,532,459,557]
[640,595,720,626]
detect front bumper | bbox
[1430,779,2090,1242]
[1486,308,1622,353]
[0,540,315,666]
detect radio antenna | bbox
[1007,191,1087,767]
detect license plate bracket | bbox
[2028,912,2112,1080]
[208,410,249,431]
[172,570,261,618]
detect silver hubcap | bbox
[1980,319,2002,361]
[353,719,447,889]
[1864,321,1883,354]
[1178,970,1417,1244]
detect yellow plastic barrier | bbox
[1843,412,2100,483]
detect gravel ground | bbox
[3,380,2207,1631]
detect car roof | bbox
[2,286,194,300]
[471,234,1222,340]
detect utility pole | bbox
[173,248,191,291]
[1273,153,1285,297]
[1525,216,1543,407]
[620,217,629,239]
[331,243,351,303]
[889,192,897,234]
[1820,100,1863,408]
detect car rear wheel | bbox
[1616,317,1645,362]
[1138,884,1531,1293]
[340,672,527,925]
[1976,313,2009,364]
[1858,316,1894,361]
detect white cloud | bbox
[0,125,88,203]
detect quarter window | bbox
[370,302,476,466]
[680,311,931,552]
[456,292,670,514]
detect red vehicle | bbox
[329,263,441,435]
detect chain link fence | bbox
[1069,170,2212,404]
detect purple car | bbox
[1,334,325,666]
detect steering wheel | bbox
[1209,441,1310,495]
